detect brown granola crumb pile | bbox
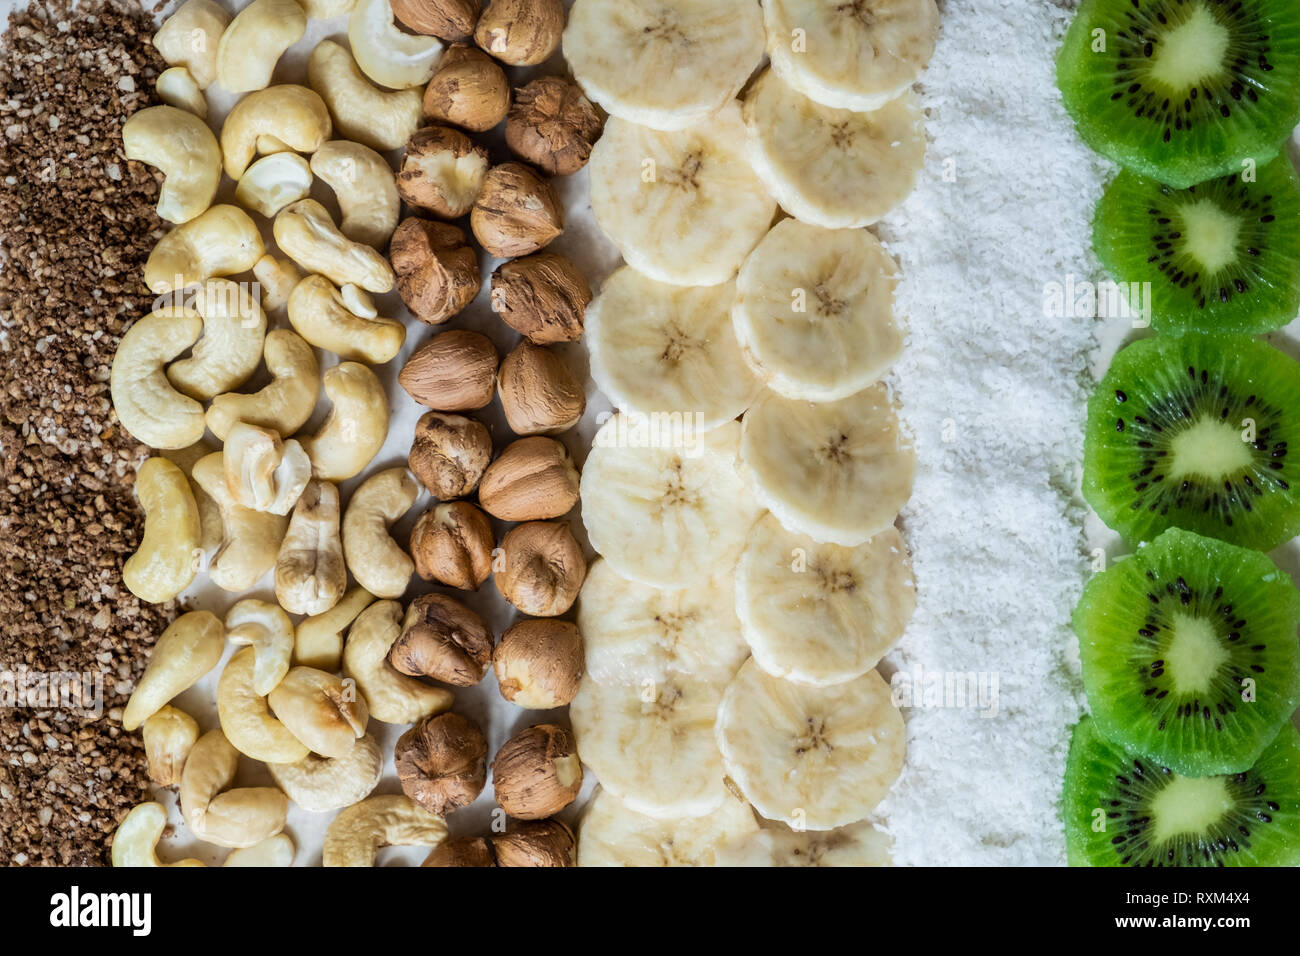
[0,0,174,866]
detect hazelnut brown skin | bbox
[478,436,580,521]
[490,252,589,344]
[423,44,511,132]
[493,618,584,709]
[473,0,564,67]
[506,76,603,176]
[497,341,585,436]
[396,712,488,815]
[390,592,494,686]
[494,520,586,617]
[408,411,494,499]
[491,723,582,819]
[423,835,498,867]
[410,500,495,589]
[471,163,563,258]
[400,330,499,411]
[392,0,480,42]
[389,218,481,326]
[493,818,576,867]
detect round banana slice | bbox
[764,0,939,112]
[564,0,765,132]
[713,820,892,866]
[740,387,914,547]
[736,514,915,686]
[581,416,763,588]
[579,558,750,687]
[716,659,905,830]
[589,104,777,287]
[743,69,924,229]
[733,219,903,402]
[588,268,760,431]
[578,788,759,867]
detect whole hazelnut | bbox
[478,436,580,521]
[491,818,576,867]
[494,521,586,617]
[408,410,494,498]
[498,341,586,435]
[410,500,494,589]
[400,330,499,410]
[398,126,491,219]
[490,252,589,344]
[506,76,603,176]
[393,0,480,42]
[389,218,481,325]
[390,592,494,686]
[423,836,498,867]
[423,44,511,132]
[493,618,584,709]
[471,162,563,258]
[474,0,563,67]
[491,723,582,819]
[395,712,488,815]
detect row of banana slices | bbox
[561,0,939,865]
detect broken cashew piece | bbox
[254,255,304,314]
[343,600,453,724]
[123,457,202,604]
[295,586,374,671]
[215,0,307,94]
[308,40,422,152]
[342,467,417,599]
[310,140,400,249]
[277,479,347,616]
[274,199,396,294]
[111,802,205,867]
[180,729,289,849]
[217,646,311,764]
[221,84,332,180]
[142,705,200,787]
[152,0,229,90]
[235,152,314,218]
[225,598,295,697]
[122,610,225,731]
[110,309,206,449]
[122,105,221,223]
[269,666,369,758]
[144,204,265,295]
[206,330,320,441]
[349,0,443,91]
[156,67,208,119]
[223,833,295,866]
[323,793,448,867]
[287,274,405,364]
[300,362,389,482]
[223,422,312,515]
[193,452,288,592]
[268,732,382,813]
[167,279,267,402]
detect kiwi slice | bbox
[1084,333,1300,550]
[1093,156,1300,334]
[1075,528,1300,775]
[1063,716,1300,866]
[1057,0,1300,189]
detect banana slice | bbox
[581,416,762,588]
[716,659,905,830]
[740,387,914,547]
[578,787,759,867]
[743,69,924,229]
[579,558,750,687]
[736,513,914,686]
[564,0,764,132]
[589,104,777,287]
[588,268,760,431]
[733,219,903,402]
[764,0,939,112]
[714,820,892,866]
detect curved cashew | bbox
[349,0,443,91]
[234,152,313,218]
[269,666,369,758]
[225,599,295,697]
[122,610,224,731]
[122,457,201,604]
[223,422,312,515]
[274,199,395,294]
[167,279,267,401]
[308,40,422,152]
[206,330,320,441]
[161,441,224,553]
[302,0,357,15]
[156,67,208,119]
[192,452,288,592]
[110,309,206,449]
[299,362,389,482]
[180,729,289,848]
[122,105,221,224]
[217,647,310,763]
[224,833,295,866]
[267,732,381,813]
[342,467,417,599]
[111,802,205,867]
[142,705,200,787]
[277,479,347,616]
[152,0,230,90]
[287,275,405,364]
[322,793,447,867]
[342,600,453,724]
[144,204,265,295]
[221,84,332,180]
[310,140,400,249]
[215,0,307,94]
[295,586,374,671]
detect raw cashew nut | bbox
[342,467,417,599]
[277,479,347,616]
[223,423,312,515]
[274,199,395,294]
[349,0,443,91]
[111,802,205,867]
[301,0,357,16]
[342,600,453,724]
[221,84,332,180]
[267,732,381,813]
[308,40,422,152]
[156,67,208,119]
[180,729,289,848]
[287,275,405,364]
[152,0,230,90]
[122,457,201,604]
[269,666,369,758]
[110,309,206,449]
[217,647,311,763]
[122,610,224,731]
[215,0,307,94]
[167,279,267,401]
[322,793,447,867]
[224,833,295,866]
[235,152,313,218]
[206,330,320,441]
[225,599,295,697]
[122,105,221,223]
[300,362,389,482]
[295,586,374,671]
[193,452,288,592]
[144,204,265,295]
[310,140,400,249]
[142,705,200,787]
[161,441,223,554]
[253,254,304,313]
